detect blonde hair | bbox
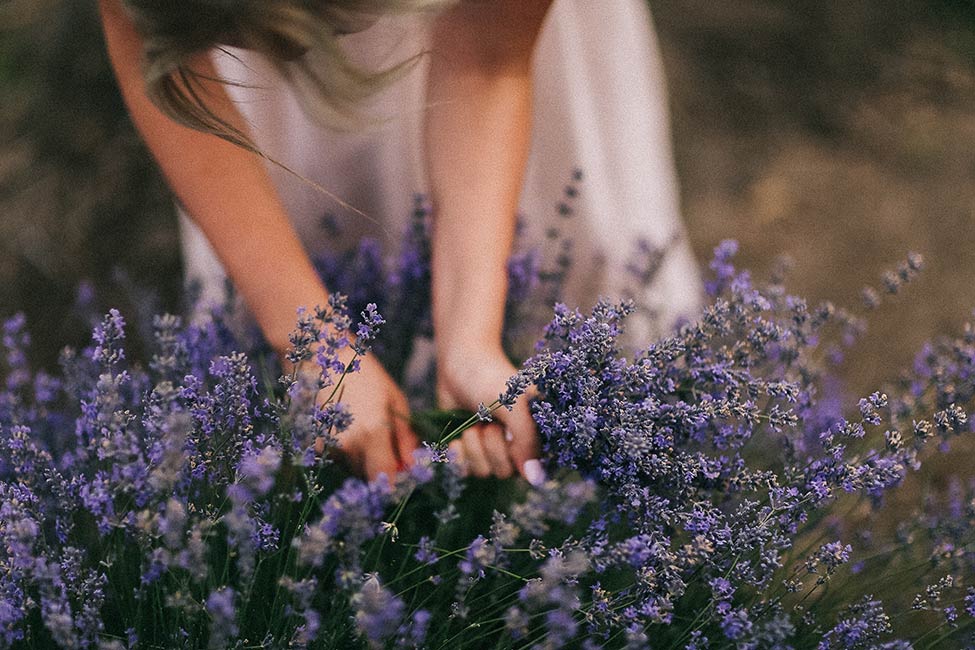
[122,0,451,150]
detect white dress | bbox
[180,0,703,351]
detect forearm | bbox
[426,0,553,365]
[100,0,329,353]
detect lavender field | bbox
[2,2,975,648]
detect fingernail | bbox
[522,459,545,486]
[504,428,514,443]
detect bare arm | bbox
[426,0,553,479]
[99,0,416,478]
[100,0,326,354]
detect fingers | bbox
[460,426,491,478]
[438,363,540,481]
[455,424,514,479]
[338,399,417,482]
[437,351,545,481]
[364,415,418,481]
[490,397,540,480]
[323,359,418,482]
[480,424,513,479]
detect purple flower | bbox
[79,471,115,535]
[718,602,753,641]
[295,475,392,572]
[858,392,886,425]
[396,609,431,649]
[818,597,896,650]
[965,587,975,618]
[352,575,405,647]
[413,536,438,565]
[805,541,852,583]
[459,536,495,580]
[206,587,238,648]
[90,309,126,366]
[709,577,735,601]
[238,445,282,496]
[353,303,385,355]
[705,239,739,296]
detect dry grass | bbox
[656,1,975,397]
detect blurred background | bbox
[1,0,974,403]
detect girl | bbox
[99,0,701,482]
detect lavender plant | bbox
[2,215,974,648]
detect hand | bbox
[315,351,418,481]
[437,345,540,481]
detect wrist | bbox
[437,335,506,381]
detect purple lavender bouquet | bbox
[2,209,975,648]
